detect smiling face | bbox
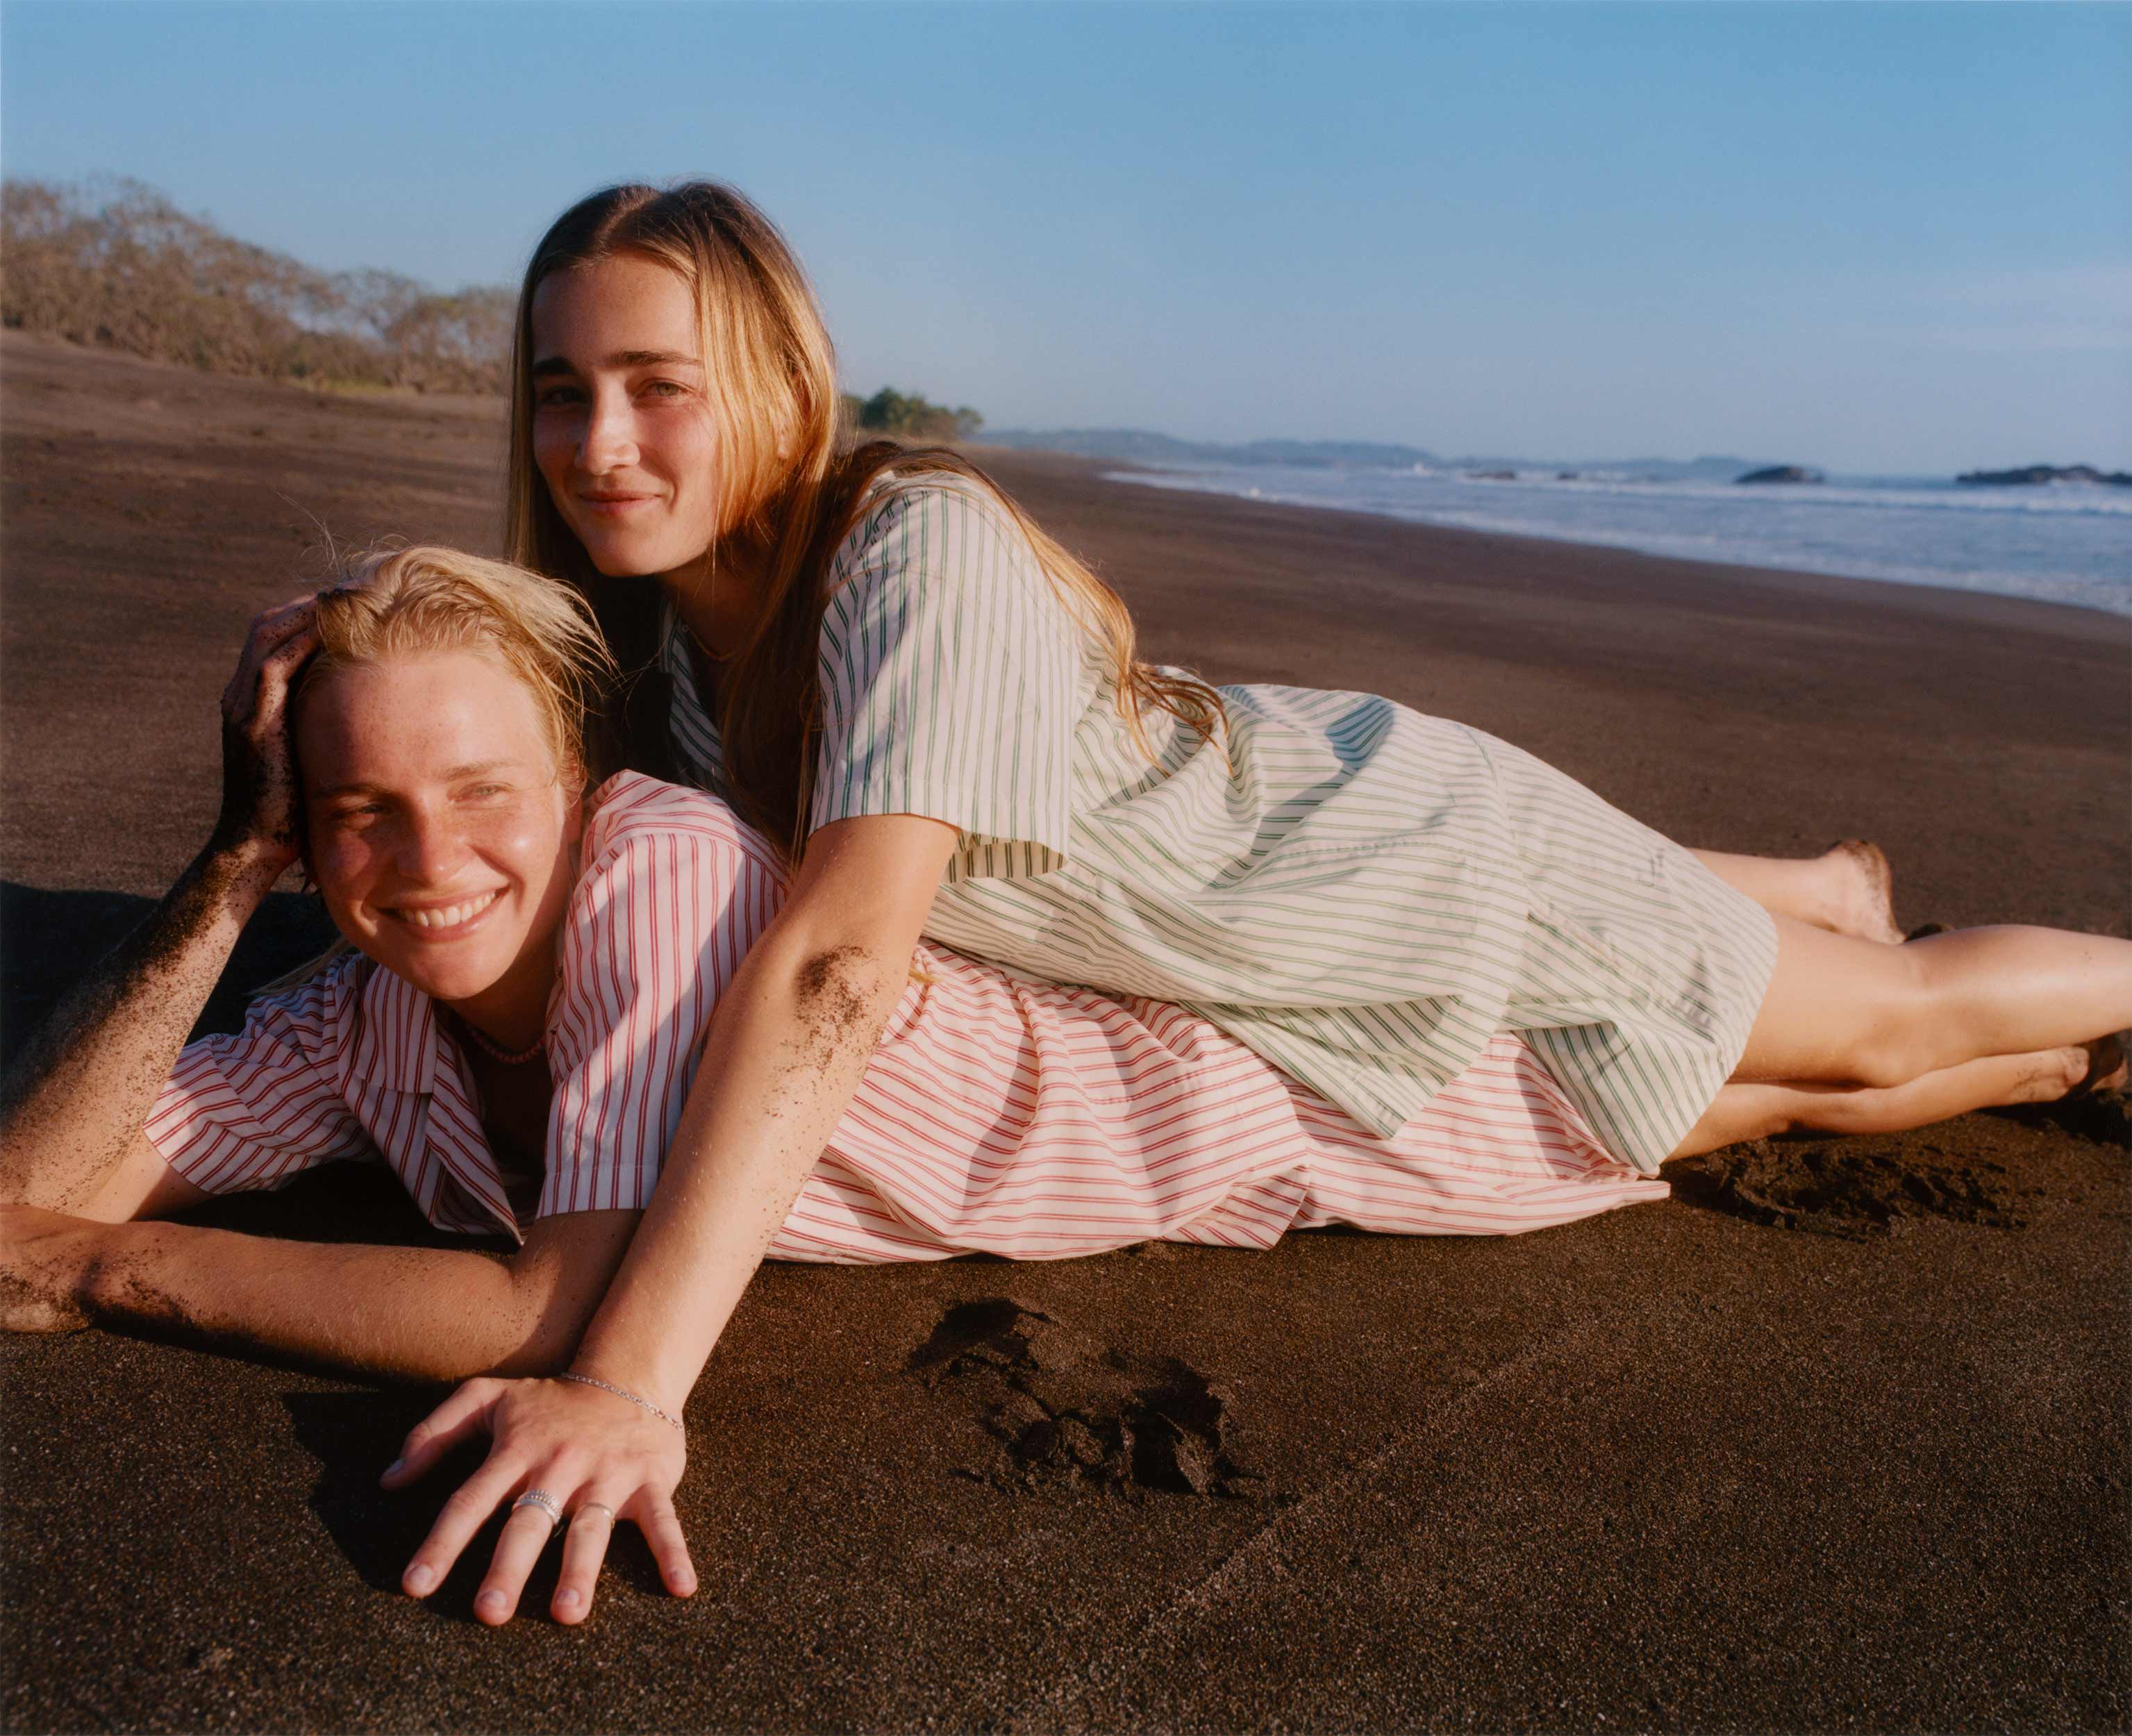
[530,255,722,583]
[297,651,583,1020]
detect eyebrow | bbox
[530,349,704,378]
[310,760,524,799]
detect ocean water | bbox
[1106,465,2132,617]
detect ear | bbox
[561,760,592,846]
[290,781,317,890]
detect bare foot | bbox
[1820,839,1905,944]
[2075,1033,2129,1096]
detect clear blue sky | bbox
[4,1,2127,471]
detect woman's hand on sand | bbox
[382,1375,695,1626]
[211,597,319,871]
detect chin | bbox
[369,944,513,1005]
[587,551,663,580]
[574,526,679,580]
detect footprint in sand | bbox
[908,1298,1269,1500]
[1667,1140,2034,1240]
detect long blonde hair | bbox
[504,181,1223,860]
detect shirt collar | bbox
[660,605,727,792]
[356,956,439,1096]
[351,958,524,1242]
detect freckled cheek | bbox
[532,424,579,500]
[482,822,561,899]
[535,466,567,512]
[310,842,381,940]
[642,417,715,513]
[661,482,720,553]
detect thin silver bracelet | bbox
[556,1371,685,1433]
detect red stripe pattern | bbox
[147,774,1666,1258]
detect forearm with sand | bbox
[3,1205,638,1378]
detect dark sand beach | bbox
[3,330,2126,1732]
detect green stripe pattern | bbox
[666,479,1778,1174]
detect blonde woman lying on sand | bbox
[0,546,2119,1632]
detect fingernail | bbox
[406,1565,433,1594]
[476,1590,506,1614]
[556,1589,580,1611]
[383,1458,405,1480]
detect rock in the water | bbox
[1735,465,1824,485]
[1955,463,2132,487]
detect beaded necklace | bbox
[455,1012,546,1067]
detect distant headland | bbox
[1955,465,2132,489]
[983,430,1789,485]
[988,429,2132,492]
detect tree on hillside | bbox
[1,178,994,415]
[0,177,512,394]
[847,385,983,441]
[381,287,515,383]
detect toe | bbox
[2076,1034,2129,1096]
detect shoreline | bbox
[1074,456,2132,626]
[968,439,2122,642]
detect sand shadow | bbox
[283,1389,465,1600]
[1,879,340,1067]
[172,1158,474,1249]
[1998,1090,2132,1150]
[281,1391,670,1623]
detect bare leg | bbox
[1674,1045,2092,1158]
[1693,842,1902,944]
[1736,914,2132,1087]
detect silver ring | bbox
[572,1502,617,1531]
[511,1489,563,1530]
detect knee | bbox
[1840,1042,1927,1093]
[1672,1087,1794,1157]
[1842,949,1942,1088]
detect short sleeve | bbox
[540,790,785,1217]
[144,958,377,1194]
[810,483,1085,879]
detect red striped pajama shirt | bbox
[145,774,1667,1262]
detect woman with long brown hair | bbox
[379,181,2129,1624]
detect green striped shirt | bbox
[663,478,1776,1173]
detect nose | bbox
[394,804,468,887]
[580,383,640,474]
